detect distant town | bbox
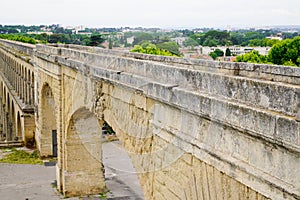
[0,24,299,64]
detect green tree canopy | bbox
[225,48,231,56]
[236,36,300,67]
[156,41,181,56]
[86,34,105,46]
[197,30,232,46]
[236,50,268,64]
[268,36,300,66]
[0,34,36,44]
[209,48,224,60]
[132,33,154,46]
[130,42,180,57]
[182,37,198,47]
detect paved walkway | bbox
[0,141,145,200]
[0,163,62,200]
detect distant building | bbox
[201,46,271,56]
[126,36,134,45]
[266,33,283,41]
[171,37,186,46]
[27,31,53,35]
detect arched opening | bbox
[31,71,34,105]
[16,111,22,140]
[3,87,6,106]
[5,95,10,141]
[6,92,9,113]
[101,121,145,199]
[63,107,105,196]
[24,68,28,103]
[21,65,24,101]
[40,83,57,157]
[0,82,4,140]
[10,101,16,141]
[0,81,3,98]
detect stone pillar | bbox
[62,109,105,197]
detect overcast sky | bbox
[1,0,300,28]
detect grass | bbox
[98,189,112,199]
[0,148,43,165]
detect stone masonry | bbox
[0,39,300,199]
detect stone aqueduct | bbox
[0,39,299,200]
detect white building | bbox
[201,46,271,56]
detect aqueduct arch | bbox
[38,83,57,157]
[62,107,105,196]
[16,111,22,139]
[10,100,16,141]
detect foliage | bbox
[86,34,105,46]
[188,29,293,47]
[225,48,231,56]
[98,189,112,199]
[248,38,279,47]
[130,42,180,57]
[283,60,297,67]
[132,33,154,46]
[0,148,43,164]
[198,30,232,46]
[268,36,300,66]
[209,48,224,60]
[236,50,268,64]
[235,36,300,67]
[214,48,224,57]
[182,37,198,47]
[209,52,218,60]
[156,41,181,56]
[0,34,37,44]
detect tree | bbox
[86,34,105,47]
[198,30,232,46]
[156,41,181,56]
[209,52,218,60]
[268,36,300,66]
[108,38,113,49]
[235,50,268,64]
[225,48,231,56]
[183,37,199,47]
[235,36,300,67]
[214,48,224,57]
[209,48,224,60]
[0,34,36,44]
[130,42,180,57]
[132,33,154,46]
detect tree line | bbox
[182,29,299,47]
[236,36,300,67]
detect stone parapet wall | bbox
[0,39,35,57]
[37,43,300,84]
[36,44,300,116]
